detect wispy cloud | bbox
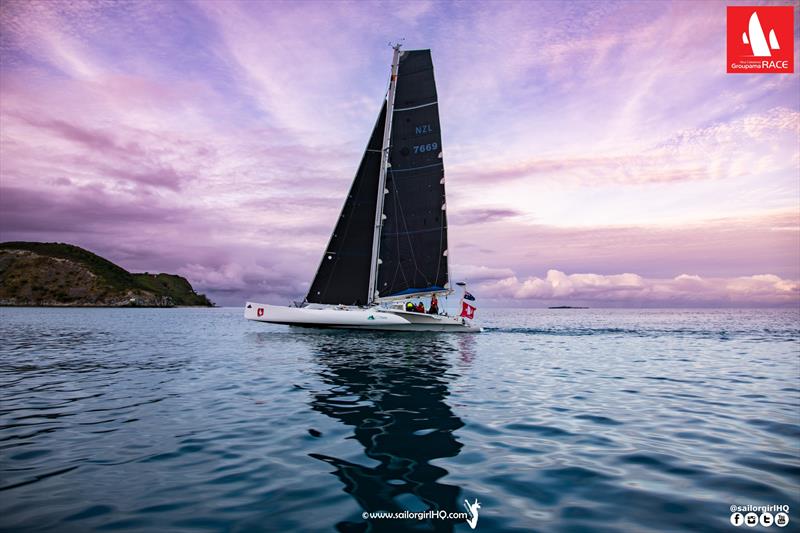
[451,107,799,187]
[449,208,522,225]
[0,0,797,306]
[479,270,799,307]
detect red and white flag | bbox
[460,301,476,320]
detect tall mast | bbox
[367,43,401,305]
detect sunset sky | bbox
[1,0,798,307]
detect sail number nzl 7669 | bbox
[413,142,438,154]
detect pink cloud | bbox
[0,0,797,307]
[452,264,516,283]
[450,107,799,187]
[478,270,799,306]
[178,261,308,300]
[449,208,522,225]
[448,211,800,282]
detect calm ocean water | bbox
[1,307,798,532]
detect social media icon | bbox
[745,512,758,527]
[775,512,789,527]
[731,512,744,526]
[760,512,774,527]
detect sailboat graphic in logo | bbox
[727,5,793,73]
[742,12,780,56]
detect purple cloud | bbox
[0,0,797,307]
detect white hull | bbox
[245,302,481,333]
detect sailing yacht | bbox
[245,45,480,332]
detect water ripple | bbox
[0,307,798,532]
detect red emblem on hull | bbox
[257,308,264,317]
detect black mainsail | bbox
[306,103,386,306]
[376,50,448,300]
[306,48,448,306]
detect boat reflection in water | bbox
[307,333,468,532]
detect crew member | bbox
[416,301,425,313]
[406,301,414,312]
[429,294,439,314]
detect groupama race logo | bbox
[727,6,794,73]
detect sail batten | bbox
[390,162,443,174]
[394,101,438,112]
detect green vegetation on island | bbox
[0,242,213,307]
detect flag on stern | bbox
[460,301,476,319]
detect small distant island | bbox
[0,242,213,307]
[548,305,589,309]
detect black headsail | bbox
[376,49,448,299]
[306,103,386,306]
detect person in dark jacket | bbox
[405,301,414,312]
